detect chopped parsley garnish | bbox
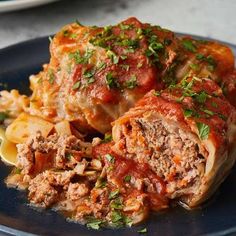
[72,81,81,90]
[107,50,119,64]
[75,19,83,26]
[106,72,120,89]
[125,75,137,89]
[138,228,147,234]
[164,38,172,46]
[153,91,161,96]
[14,168,22,174]
[189,63,199,71]
[120,39,139,49]
[69,33,77,39]
[97,61,106,70]
[201,108,214,116]
[95,177,107,188]
[103,133,112,143]
[109,189,120,200]
[105,154,115,163]
[195,91,208,103]
[144,32,164,64]
[183,109,194,118]
[120,55,128,60]
[137,62,143,68]
[124,175,131,182]
[196,122,210,140]
[48,69,55,84]
[63,30,69,37]
[111,210,123,225]
[196,53,205,60]
[65,153,72,160]
[119,23,133,30]
[86,217,104,230]
[211,101,218,108]
[69,49,94,64]
[136,28,143,35]
[110,210,131,228]
[218,113,227,121]
[0,112,9,122]
[182,39,197,52]
[120,64,130,71]
[110,198,123,210]
[196,54,217,69]
[83,69,95,78]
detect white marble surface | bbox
[0,0,236,49]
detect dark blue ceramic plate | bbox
[0,35,236,236]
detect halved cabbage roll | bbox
[112,76,236,207]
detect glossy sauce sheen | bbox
[92,143,168,211]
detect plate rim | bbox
[0,34,235,236]
[0,0,59,13]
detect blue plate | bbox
[0,35,236,236]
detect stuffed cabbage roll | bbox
[112,76,236,207]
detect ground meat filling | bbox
[6,132,168,228]
[118,115,207,199]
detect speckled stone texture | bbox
[0,0,236,48]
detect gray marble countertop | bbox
[0,0,236,49]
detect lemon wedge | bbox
[0,127,17,166]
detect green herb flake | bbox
[69,49,94,65]
[196,122,210,140]
[97,62,106,70]
[0,112,8,122]
[153,91,161,96]
[63,30,69,37]
[211,102,218,108]
[105,154,115,163]
[14,168,22,174]
[125,48,135,54]
[189,63,199,71]
[65,153,72,160]
[124,175,131,182]
[75,20,83,26]
[195,91,208,103]
[107,50,119,64]
[136,28,143,35]
[83,69,95,78]
[218,113,227,121]
[111,210,123,223]
[110,198,123,210]
[69,33,77,39]
[202,108,214,116]
[120,55,128,60]
[48,69,55,84]
[119,23,133,30]
[164,38,172,46]
[137,62,143,68]
[95,177,107,188]
[182,39,197,52]
[125,75,137,89]
[138,228,147,234]
[106,72,120,89]
[120,39,139,49]
[196,54,217,69]
[103,133,112,143]
[109,189,120,200]
[72,81,81,90]
[120,64,130,71]
[124,217,133,227]
[183,109,194,118]
[196,53,205,60]
[86,218,103,230]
